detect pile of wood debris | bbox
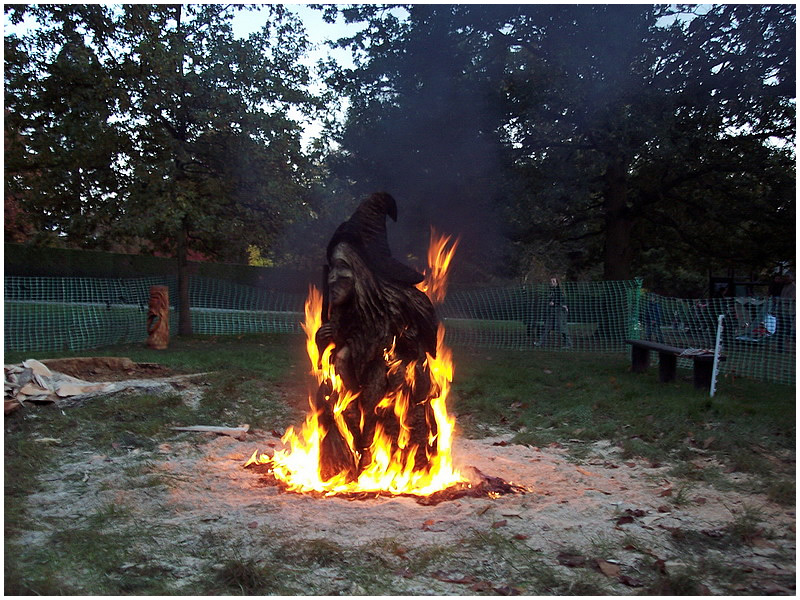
[4,357,198,416]
[5,359,110,415]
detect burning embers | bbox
[246,193,520,502]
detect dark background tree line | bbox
[5,4,795,322]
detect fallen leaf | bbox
[491,520,508,528]
[659,487,673,497]
[595,559,621,577]
[492,441,508,446]
[618,574,645,587]
[615,515,635,526]
[557,552,587,568]
[512,533,529,540]
[469,581,494,592]
[493,585,523,595]
[422,519,446,532]
[694,497,707,505]
[4,399,23,415]
[247,521,258,529]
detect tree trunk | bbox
[602,159,634,280]
[177,222,192,336]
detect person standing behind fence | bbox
[536,276,573,348]
[644,293,664,343]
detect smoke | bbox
[280,6,516,284]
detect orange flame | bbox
[246,230,463,496]
[417,228,459,305]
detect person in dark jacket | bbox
[536,276,573,348]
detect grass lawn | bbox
[4,333,795,594]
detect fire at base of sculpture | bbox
[146,285,170,350]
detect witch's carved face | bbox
[328,244,355,306]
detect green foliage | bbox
[5,5,321,263]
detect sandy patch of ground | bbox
[17,423,796,595]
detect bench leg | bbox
[694,361,713,390]
[631,346,649,373]
[658,352,677,383]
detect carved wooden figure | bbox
[314,192,439,481]
[146,285,170,350]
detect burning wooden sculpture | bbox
[246,192,525,502]
[315,192,441,481]
[247,192,465,496]
[146,285,170,350]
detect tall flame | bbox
[417,227,459,305]
[246,231,464,497]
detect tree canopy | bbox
[322,4,795,293]
[4,4,796,298]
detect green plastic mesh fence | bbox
[634,293,796,386]
[5,276,178,352]
[188,276,305,336]
[4,276,794,386]
[441,279,643,353]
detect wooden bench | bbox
[625,339,725,391]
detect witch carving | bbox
[313,192,441,481]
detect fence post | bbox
[710,314,724,397]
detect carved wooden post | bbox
[146,285,170,350]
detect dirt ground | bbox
[8,364,797,594]
[39,356,174,382]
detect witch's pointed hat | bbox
[327,192,424,285]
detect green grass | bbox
[450,347,794,486]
